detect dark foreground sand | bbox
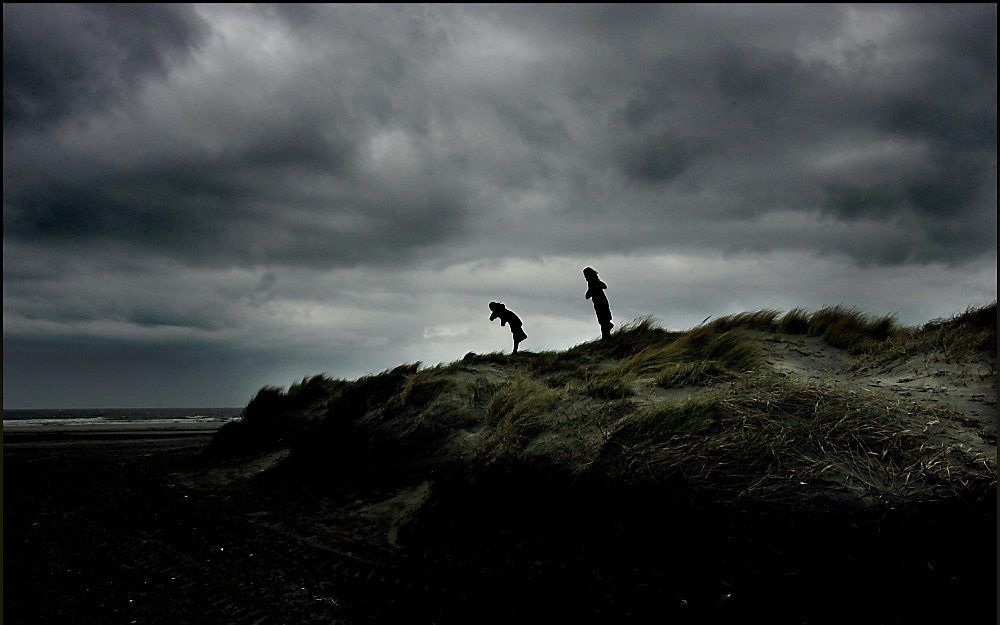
[5,423,356,624]
[5,422,996,625]
[6,424,487,625]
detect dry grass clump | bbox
[852,302,997,372]
[397,369,454,410]
[531,319,679,377]
[705,310,781,333]
[326,363,420,422]
[210,377,348,454]
[368,367,482,435]
[568,316,678,361]
[806,306,897,353]
[655,360,733,388]
[583,370,635,399]
[619,327,759,379]
[470,376,505,408]
[527,350,578,376]
[483,377,563,459]
[461,351,515,366]
[778,308,811,335]
[285,375,345,409]
[596,374,995,508]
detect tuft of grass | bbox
[947,301,998,333]
[605,316,678,357]
[527,350,576,376]
[608,399,724,444]
[209,386,286,454]
[388,369,483,435]
[778,308,810,335]
[209,378,347,455]
[566,316,678,361]
[402,371,453,410]
[583,370,635,400]
[241,385,288,424]
[485,378,560,427]
[705,310,781,333]
[619,327,759,378]
[483,377,563,459]
[375,368,453,420]
[461,351,513,366]
[679,328,759,370]
[286,375,343,410]
[655,360,733,388]
[326,363,419,422]
[806,306,896,353]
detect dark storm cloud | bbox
[4,4,472,269]
[4,161,466,267]
[3,4,208,129]
[5,4,996,270]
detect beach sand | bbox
[3,423,360,624]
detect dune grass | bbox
[595,373,994,507]
[209,381,335,454]
[655,360,734,388]
[777,307,811,335]
[704,309,781,333]
[851,302,997,372]
[368,367,477,435]
[210,365,420,454]
[460,351,517,366]
[618,326,760,382]
[470,317,673,373]
[582,370,635,399]
[703,306,900,353]
[483,377,563,459]
[804,306,896,353]
[580,316,677,358]
[212,303,993,500]
[456,306,905,385]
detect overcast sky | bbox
[4,4,996,408]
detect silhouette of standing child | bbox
[584,267,614,339]
[489,302,527,354]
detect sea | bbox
[2,407,242,428]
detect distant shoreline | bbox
[3,406,241,432]
[3,420,224,447]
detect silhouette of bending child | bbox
[584,267,614,339]
[489,302,527,354]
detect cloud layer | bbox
[4,5,996,407]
